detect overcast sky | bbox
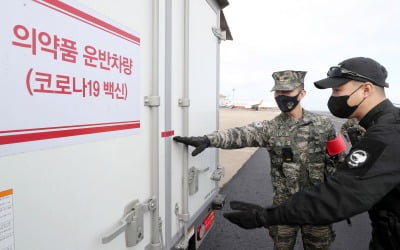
[220,0,400,111]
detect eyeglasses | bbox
[327,66,376,84]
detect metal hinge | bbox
[211,166,225,182]
[212,27,226,41]
[178,98,190,107]
[175,203,189,222]
[144,96,161,107]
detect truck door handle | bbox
[101,199,144,247]
[101,211,133,244]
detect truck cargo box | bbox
[0,0,231,249]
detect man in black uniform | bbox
[223,57,400,250]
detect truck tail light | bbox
[196,210,215,241]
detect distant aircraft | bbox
[250,99,263,111]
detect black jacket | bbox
[266,99,400,249]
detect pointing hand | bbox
[173,136,210,156]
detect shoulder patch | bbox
[347,150,369,168]
[341,137,387,177]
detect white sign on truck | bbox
[1,0,140,157]
[1,1,232,249]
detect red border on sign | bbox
[0,121,140,145]
[33,0,140,45]
[0,121,139,134]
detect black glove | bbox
[223,201,269,229]
[173,136,210,156]
[348,127,363,145]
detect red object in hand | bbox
[326,133,346,155]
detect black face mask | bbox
[275,91,301,113]
[327,85,365,118]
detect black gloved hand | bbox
[348,127,363,145]
[173,136,210,156]
[223,201,269,229]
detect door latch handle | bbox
[101,210,134,244]
[101,200,144,247]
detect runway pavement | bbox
[199,113,371,250]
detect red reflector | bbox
[161,130,174,138]
[197,210,215,240]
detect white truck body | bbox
[0,1,231,249]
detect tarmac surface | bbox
[199,110,371,250]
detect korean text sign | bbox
[0,0,141,156]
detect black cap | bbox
[314,57,389,89]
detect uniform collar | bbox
[280,109,312,125]
[359,99,395,129]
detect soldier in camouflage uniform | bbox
[174,70,345,250]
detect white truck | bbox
[0,0,232,249]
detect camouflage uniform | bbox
[207,71,341,250]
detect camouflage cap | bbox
[271,70,307,91]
